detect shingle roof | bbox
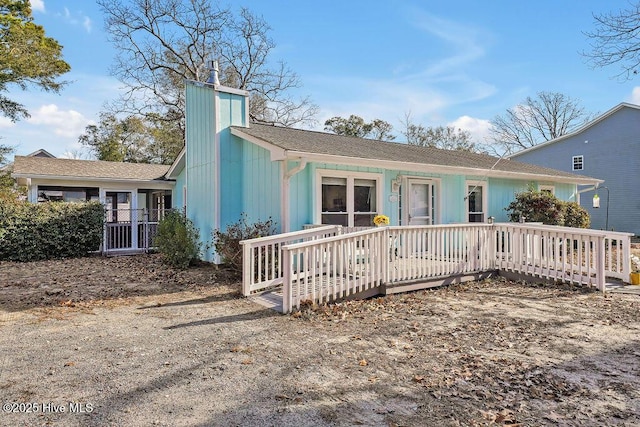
[12,156,171,181]
[232,123,597,182]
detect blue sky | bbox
[3,0,640,160]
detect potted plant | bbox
[373,214,390,227]
[630,254,640,285]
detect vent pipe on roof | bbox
[207,60,220,85]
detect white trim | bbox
[465,180,488,223]
[213,89,221,262]
[572,155,584,171]
[315,169,383,227]
[285,150,601,186]
[402,177,440,225]
[539,184,555,194]
[230,128,286,160]
[281,159,308,233]
[185,79,249,97]
[12,174,174,187]
[166,147,185,178]
[230,129,603,186]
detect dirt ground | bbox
[0,254,639,426]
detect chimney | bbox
[206,60,220,85]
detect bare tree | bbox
[98,0,317,130]
[489,92,592,155]
[583,1,640,80]
[401,113,483,152]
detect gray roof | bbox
[12,156,171,181]
[232,123,598,182]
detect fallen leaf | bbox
[359,359,368,366]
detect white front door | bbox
[407,179,432,225]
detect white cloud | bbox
[448,115,492,144]
[630,87,640,105]
[27,104,94,138]
[305,9,496,139]
[57,7,92,33]
[0,116,16,129]
[83,16,92,33]
[30,0,45,13]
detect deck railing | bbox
[493,223,631,288]
[267,223,633,313]
[239,225,342,296]
[282,228,388,312]
[103,208,170,254]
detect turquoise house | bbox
[168,80,601,261]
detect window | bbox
[37,186,99,203]
[572,155,584,171]
[539,185,555,195]
[466,181,486,223]
[319,172,380,227]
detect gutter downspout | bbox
[281,158,308,233]
[570,183,600,204]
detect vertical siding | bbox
[512,106,640,233]
[284,161,580,230]
[218,91,247,229]
[487,178,577,222]
[241,140,282,230]
[185,83,216,259]
[289,163,311,231]
[173,170,186,210]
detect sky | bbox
[2,0,640,161]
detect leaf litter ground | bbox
[0,254,639,426]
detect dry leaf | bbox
[359,359,368,366]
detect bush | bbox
[563,201,590,228]
[155,210,201,269]
[505,189,590,228]
[211,214,276,272]
[0,200,104,261]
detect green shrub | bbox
[211,214,276,272]
[563,201,590,228]
[0,200,104,261]
[505,189,590,228]
[155,210,201,269]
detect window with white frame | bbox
[572,155,584,171]
[319,172,380,227]
[539,185,555,195]
[466,181,487,223]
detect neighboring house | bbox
[12,156,174,253]
[166,79,602,261]
[1,148,55,173]
[509,103,640,235]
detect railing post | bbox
[241,242,252,296]
[381,227,389,284]
[622,236,632,283]
[282,247,292,313]
[596,236,606,292]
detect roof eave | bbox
[166,147,186,178]
[284,150,601,185]
[12,173,175,186]
[231,128,286,160]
